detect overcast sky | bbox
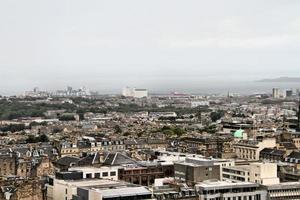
[1,0,300,94]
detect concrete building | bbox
[196,180,267,200]
[73,182,152,200]
[174,158,221,185]
[272,88,281,99]
[222,162,280,185]
[70,166,119,180]
[233,138,276,161]
[263,182,300,200]
[46,171,151,200]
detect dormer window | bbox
[26,151,32,157]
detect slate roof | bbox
[103,152,137,166]
[78,152,101,166]
[55,156,80,167]
[287,151,300,160]
[280,142,297,150]
[260,148,285,156]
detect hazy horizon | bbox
[1,1,300,95]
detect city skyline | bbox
[1,0,300,94]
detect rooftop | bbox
[196,180,258,190]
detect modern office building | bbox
[263,182,300,200]
[174,158,221,185]
[222,162,279,185]
[73,181,152,200]
[46,170,152,200]
[69,166,119,180]
[272,88,281,99]
[196,180,268,200]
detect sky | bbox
[1,0,300,94]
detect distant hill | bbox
[258,77,300,82]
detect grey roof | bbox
[55,156,80,167]
[104,152,137,166]
[287,151,300,159]
[78,152,100,166]
[260,148,285,156]
[99,187,151,198]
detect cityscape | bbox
[2,1,300,200]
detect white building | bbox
[272,88,281,99]
[70,166,119,180]
[122,87,148,98]
[47,174,151,200]
[264,182,300,200]
[196,180,267,200]
[190,101,210,108]
[222,162,279,185]
[133,88,148,98]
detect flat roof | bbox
[265,182,300,190]
[94,186,151,198]
[223,165,250,172]
[70,166,119,172]
[56,178,118,187]
[196,181,258,190]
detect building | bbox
[222,162,280,185]
[272,88,281,99]
[233,138,276,161]
[133,88,148,98]
[285,89,293,98]
[181,136,233,158]
[174,158,220,185]
[0,151,16,177]
[196,180,267,200]
[46,172,152,200]
[263,182,300,200]
[122,87,148,98]
[70,166,119,180]
[190,101,210,108]
[259,148,285,162]
[118,162,174,186]
[73,181,152,200]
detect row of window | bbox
[85,171,117,178]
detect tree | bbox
[39,134,49,142]
[114,125,122,134]
[210,110,225,122]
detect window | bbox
[86,173,92,178]
[110,171,116,176]
[95,173,100,178]
[103,172,108,177]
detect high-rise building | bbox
[272,88,280,99]
[285,89,293,97]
